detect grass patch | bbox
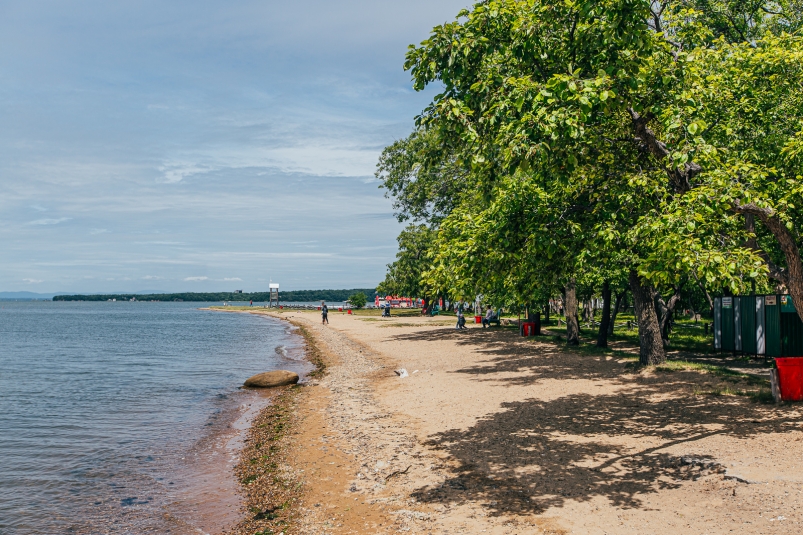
[606,313,715,354]
[693,386,776,403]
[350,307,422,317]
[654,360,767,386]
[748,389,777,403]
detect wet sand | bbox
[166,389,277,534]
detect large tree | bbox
[401,0,803,363]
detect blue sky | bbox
[0,0,469,293]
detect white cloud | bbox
[30,205,48,212]
[142,275,163,280]
[158,163,214,183]
[26,217,72,226]
[223,277,243,281]
[22,278,43,283]
[90,228,110,235]
[184,276,209,281]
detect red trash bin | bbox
[776,358,803,401]
[348,309,352,315]
[474,315,482,324]
[521,322,537,336]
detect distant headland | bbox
[51,289,377,303]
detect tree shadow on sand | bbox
[388,328,801,516]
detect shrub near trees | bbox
[347,292,368,309]
[377,0,803,365]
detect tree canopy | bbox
[377,0,803,364]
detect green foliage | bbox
[376,129,469,225]
[377,225,435,298]
[376,0,803,355]
[346,292,368,309]
[53,289,377,303]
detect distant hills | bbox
[51,289,377,303]
[0,292,58,300]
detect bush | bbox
[347,292,367,309]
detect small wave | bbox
[275,345,288,357]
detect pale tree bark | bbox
[692,272,714,312]
[597,280,612,348]
[582,299,594,326]
[629,271,666,365]
[564,278,580,346]
[608,291,625,336]
[656,286,682,347]
[733,202,803,325]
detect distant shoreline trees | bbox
[53,289,378,303]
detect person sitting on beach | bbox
[321,301,329,325]
[382,304,391,317]
[482,306,496,328]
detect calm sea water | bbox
[0,302,310,535]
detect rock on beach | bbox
[244,370,299,388]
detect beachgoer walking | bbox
[456,309,467,330]
[321,301,329,324]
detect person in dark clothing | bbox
[321,301,329,324]
[456,309,467,330]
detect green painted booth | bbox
[714,295,803,357]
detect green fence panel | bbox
[781,296,803,356]
[714,297,722,350]
[741,295,757,355]
[782,294,797,314]
[722,297,735,352]
[734,297,743,352]
[756,296,766,356]
[765,295,781,357]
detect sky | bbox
[0,0,470,294]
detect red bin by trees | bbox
[776,358,803,401]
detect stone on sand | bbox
[244,370,299,388]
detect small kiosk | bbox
[714,295,803,400]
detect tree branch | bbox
[732,201,803,325]
[627,107,702,194]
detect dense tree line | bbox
[378,0,803,365]
[53,289,378,303]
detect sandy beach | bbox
[225,308,803,534]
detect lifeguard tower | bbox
[269,283,280,308]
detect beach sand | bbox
[227,309,803,534]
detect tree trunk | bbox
[597,281,612,348]
[660,288,680,347]
[565,279,580,345]
[609,291,624,336]
[543,303,550,322]
[692,273,714,312]
[733,202,803,325]
[527,308,542,335]
[582,300,593,326]
[629,271,665,365]
[658,287,682,346]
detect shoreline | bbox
[207,309,327,535]
[214,307,803,535]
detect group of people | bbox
[454,306,499,329]
[320,299,499,328]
